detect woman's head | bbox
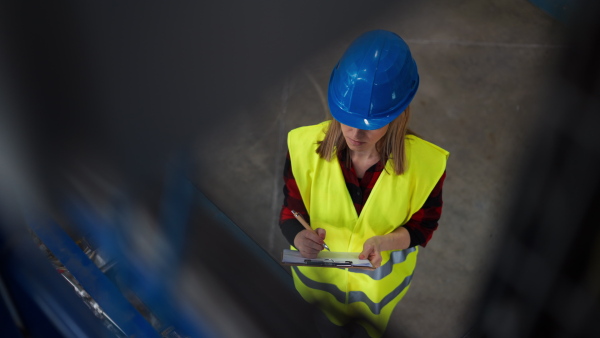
[317,29,418,174]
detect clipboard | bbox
[281,249,375,270]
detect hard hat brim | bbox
[327,76,418,130]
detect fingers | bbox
[359,242,382,268]
[315,228,326,240]
[369,254,382,268]
[359,245,372,260]
[303,229,324,247]
[294,230,324,258]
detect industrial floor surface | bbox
[193,1,567,337]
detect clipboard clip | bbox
[304,258,353,267]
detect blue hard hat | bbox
[327,30,419,130]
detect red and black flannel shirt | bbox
[279,148,446,248]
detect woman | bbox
[280,30,448,337]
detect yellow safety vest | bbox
[288,121,448,337]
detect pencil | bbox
[291,210,331,251]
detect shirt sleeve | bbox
[403,171,446,248]
[279,151,309,247]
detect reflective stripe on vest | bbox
[287,121,448,337]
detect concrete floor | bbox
[193,1,566,337]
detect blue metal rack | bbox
[0,153,315,337]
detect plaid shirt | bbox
[280,148,446,248]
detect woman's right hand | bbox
[294,228,326,258]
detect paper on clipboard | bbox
[281,249,374,269]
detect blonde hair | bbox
[316,106,413,175]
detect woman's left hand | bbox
[359,228,411,269]
[359,236,385,269]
